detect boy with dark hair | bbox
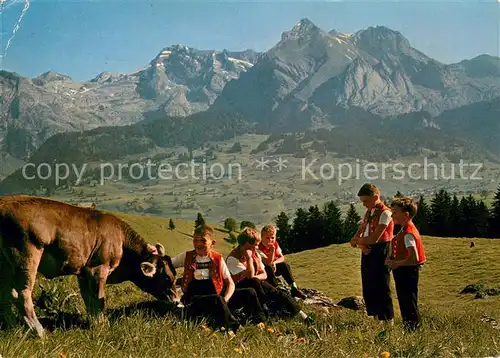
[387,197,426,331]
[226,227,312,323]
[350,183,395,324]
[171,224,267,332]
[257,224,306,299]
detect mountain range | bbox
[0,18,499,192]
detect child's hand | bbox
[360,245,371,255]
[244,249,253,260]
[350,236,359,247]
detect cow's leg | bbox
[0,248,20,329]
[0,267,18,329]
[13,246,45,338]
[77,265,110,323]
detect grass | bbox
[1,213,500,357]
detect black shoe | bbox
[291,287,306,299]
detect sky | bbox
[0,0,499,81]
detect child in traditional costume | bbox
[171,224,267,331]
[350,183,395,323]
[257,224,306,299]
[226,227,312,323]
[387,197,426,331]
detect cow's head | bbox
[137,243,179,302]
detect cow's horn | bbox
[155,243,166,257]
[140,262,156,277]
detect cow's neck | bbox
[121,222,149,258]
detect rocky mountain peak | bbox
[352,26,413,57]
[35,71,73,82]
[281,18,323,41]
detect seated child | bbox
[386,197,426,331]
[226,227,312,323]
[170,224,267,331]
[257,224,306,299]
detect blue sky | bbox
[1,0,499,81]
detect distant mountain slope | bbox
[433,96,500,157]
[0,109,252,194]
[0,48,259,161]
[211,19,500,130]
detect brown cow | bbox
[0,195,178,338]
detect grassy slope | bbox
[1,213,500,358]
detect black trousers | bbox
[264,262,295,287]
[361,242,394,321]
[184,294,240,331]
[227,288,268,324]
[235,277,301,318]
[392,265,421,331]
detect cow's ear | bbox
[155,243,166,257]
[140,262,156,277]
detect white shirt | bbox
[171,251,231,280]
[404,234,419,262]
[364,209,392,237]
[226,256,247,275]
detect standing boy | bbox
[350,183,395,323]
[171,224,267,331]
[386,197,426,331]
[257,224,306,299]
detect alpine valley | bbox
[1,18,499,223]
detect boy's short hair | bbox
[193,223,214,238]
[391,196,418,217]
[357,183,380,197]
[237,227,260,246]
[261,224,277,236]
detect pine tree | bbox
[224,217,237,232]
[169,218,175,230]
[195,212,205,228]
[306,205,326,250]
[322,201,344,245]
[459,195,477,238]
[275,211,292,253]
[429,190,452,237]
[490,185,500,238]
[291,208,309,253]
[414,196,430,234]
[240,220,256,230]
[343,204,362,243]
[476,201,490,238]
[449,194,461,237]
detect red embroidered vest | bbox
[181,250,224,294]
[228,248,264,283]
[258,241,282,262]
[360,201,394,243]
[392,221,426,264]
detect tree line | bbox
[271,186,500,254]
[196,185,500,255]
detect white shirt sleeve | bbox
[276,245,283,258]
[220,259,231,280]
[404,234,419,262]
[226,256,246,275]
[170,252,186,269]
[378,210,393,226]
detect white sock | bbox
[299,310,308,320]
